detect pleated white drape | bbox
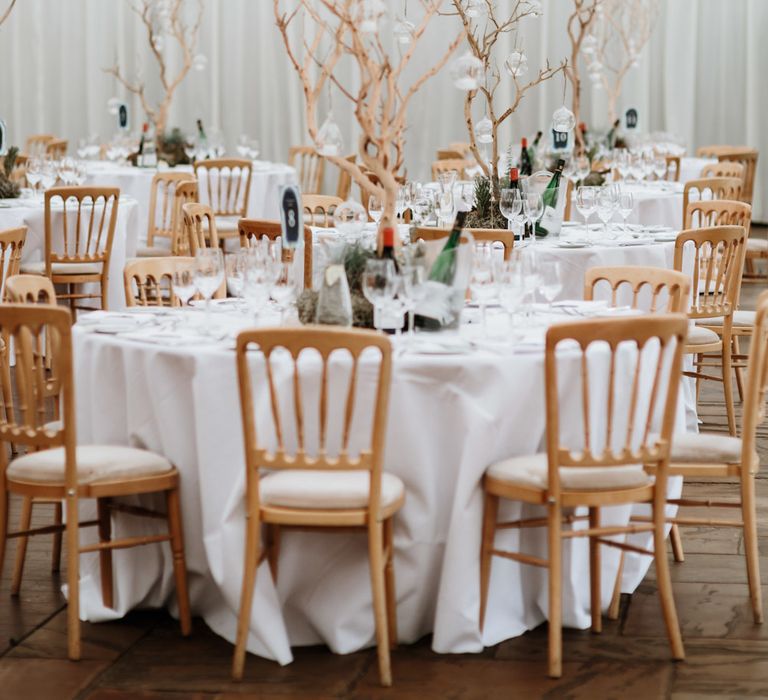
[0,0,764,219]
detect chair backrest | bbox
[334,154,356,200]
[182,202,219,254]
[696,146,758,204]
[742,290,768,467]
[0,227,26,299]
[584,266,690,313]
[673,225,747,321]
[682,177,743,221]
[563,178,574,221]
[701,161,745,181]
[684,199,752,233]
[663,155,680,182]
[412,226,513,260]
[44,187,120,268]
[288,146,324,194]
[431,159,472,181]
[171,180,199,255]
[45,139,68,159]
[124,256,198,307]
[302,194,343,228]
[193,158,252,217]
[5,274,57,304]
[544,315,688,497]
[437,148,465,160]
[236,326,392,516]
[238,218,313,290]
[0,305,74,466]
[25,134,54,156]
[146,173,197,248]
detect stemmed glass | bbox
[538,260,563,310]
[574,154,591,184]
[362,259,397,331]
[40,160,57,193]
[26,158,42,196]
[618,190,634,234]
[395,185,408,223]
[225,249,249,308]
[368,195,384,224]
[522,193,543,245]
[575,186,597,239]
[172,267,196,308]
[270,261,298,323]
[236,135,250,158]
[193,248,225,332]
[653,157,668,181]
[58,157,77,186]
[499,188,522,232]
[399,265,426,338]
[242,251,273,320]
[410,196,430,227]
[470,242,498,338]
[596,187,617,239]
[498,260,527,335]
[437,187,455,227]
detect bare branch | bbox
[0,0,16,27]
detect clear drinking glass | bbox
[193,248,225,331]
[618,191,634,233]
[499,188,522,231]
[538,260,563,309]
[438,187,455,227]
[522,192,543,244]
[242,252,273,320]
[368,195,384,224]
[40,160,57,192]
[26,158,42,195]
[172,267,196,307]
[575,186,597,238]
[236,134,250,158]
[653,157,668,181]
[470,242,498,337]
[270,261,298,323]
[58,157,77,186]
[498,260,527,333]
[399,264,427,337]
[361,259,397,331]
[596,187,617,239]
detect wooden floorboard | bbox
[1,229,767,699]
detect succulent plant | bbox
[0,146,21,199]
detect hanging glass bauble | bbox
[393,18,415,45]
[504,50,528,78]
[464,0,484,18]
[588,59,602,74]
[193,54,208,71]
[107,97,121,116]
[526,0,543,17]
[450,51,483,90]
[581,34,597,55]
[333,200,368,237]
[475,116,493,144]
[316,112,344,157]
[551,105,576,133]
[358,0,386,34]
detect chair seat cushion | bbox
[20,260,103,276]
[485,453,651,491]
[686,325,721,346]
[7,445,174,485]
[670,432,744,463]
[215,215,240,233]
[747,238,768,252]
[259,470,404,510]
[136,245,172,258]
[697,310,756,328]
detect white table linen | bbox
[0,195,139,310]
[70,308,687,664]
[679,156,716,183]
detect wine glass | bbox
[410,196,431,227]
[362,259,397,331]
[498,260,527,334]
[596,187,617,239]
[236,134,250,158]
[193,248,225,332]
[242,252,273,320]
[574,154,591,183]
[26,157,42,196]
[399,264,427,338]
[470,242,498,338]
[184,136,197,163]
[499,188,522,232]
[270,261,298,323]
[368,195,384,224]
[438,187,455,227]
[40,160,57,192]
[538,260,562,310]
[522,192,543,245]
[58,157,77,186]
[653,157,668,181]
[618,190,634,234]
[172,267,196,307]
[395,186,408,223]
[575,186,597,238]
[225,249,249,306]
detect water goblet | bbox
[575,186,597,239]
[172,267,196,308]
[193,248,225,332]
[596,187,617,239]
[362,259,397,331]
[522,192,543,245]
[470,242,498,338]
[270,261,299,323]
[618,191,634,234]
[399,264,427,338]
[368,195,384,224]
[499,188,522,232]
[538,260,563,310]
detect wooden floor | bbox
[1,228,767,700]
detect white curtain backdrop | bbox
[0,0,765,220]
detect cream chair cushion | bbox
[260,470,404,510]
[486,453,651,491]
[696,310,756,328]
[747,238,767,252]
[7,445,174,485]
[20,260,102,276]
[669,432,747,464]
[136,245,172,258]
[685,325,721,346]
[214,215,240,235]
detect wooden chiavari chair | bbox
[0,304,192,659]
[25,134,54,156]
[334,154,356,200]
[479,315,688,678]
[696,146,758,205]
[431,159,472,181]
[45,139,68,160]
[701,161,745,181]
[674,225,747,436]
[436,148,466,160]
[170,180,199,256]
[302,194,343,228]
[288,146,324,194]
[681,178,742,224]
[584,266,690,314]
[139,173,197,257]
[231,327,403,686]
[412,226,514,260]
[182,202,220,255]
[124,257,198,307]
[193,158,252,240]
[5,274,56,304]
[664,155,681,182]
[19,187,119,314]
[237,218,313,290]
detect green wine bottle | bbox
[535,159,565,238]
[428,210,467,284]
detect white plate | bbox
[557,240,590,248]
[594,307,644,318]
[92,322,140,335]
[654,233,678,242]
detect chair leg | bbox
[65,493,81,661]
[547,500,563,678]
[10,497,33,595]
[722,338,737,436]
[383,517,398,650]
[608,550,625,621]
[741,472,763,624]
[652,499,684,661]
[733,336,745,403]
[479,492,498,633]
[695,354,702,403]
[589,507,602,633]
[97,498,113,609]
[0,488,8,583]
[368,520,392,687]
[51,501,63,573]
[670,523,685,563]
[232,507,261,681]
[165,488,191,636]
[266,524,280,583]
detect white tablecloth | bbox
[70,308,687,664]
[85,161,297,245]
[0,196,139,310]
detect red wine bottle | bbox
[519,137,532,176]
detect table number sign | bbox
[118,103,129,131]
[625,108,638,130]
[0,119,6,156]
[279,184,303,249]
[551,128,570,151]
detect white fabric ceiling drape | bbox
[0,0,765,219]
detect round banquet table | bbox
[70,306,688,664]
[679,156,716,183]
[84,161,297,244]
[0,195,139,311]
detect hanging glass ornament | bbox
[193,54,208,71]
[504,50,528,78]
[526,0,543,17]
[450,51,483,90]
[475,116,493,144]
[333,200,368,238]
[107,97,121,116]
[358,0,386,34]
[393,17,415,45]
[464,0,484,18]
[581,34,597,56]
[551,105,576,133]
[317,112,344,157]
